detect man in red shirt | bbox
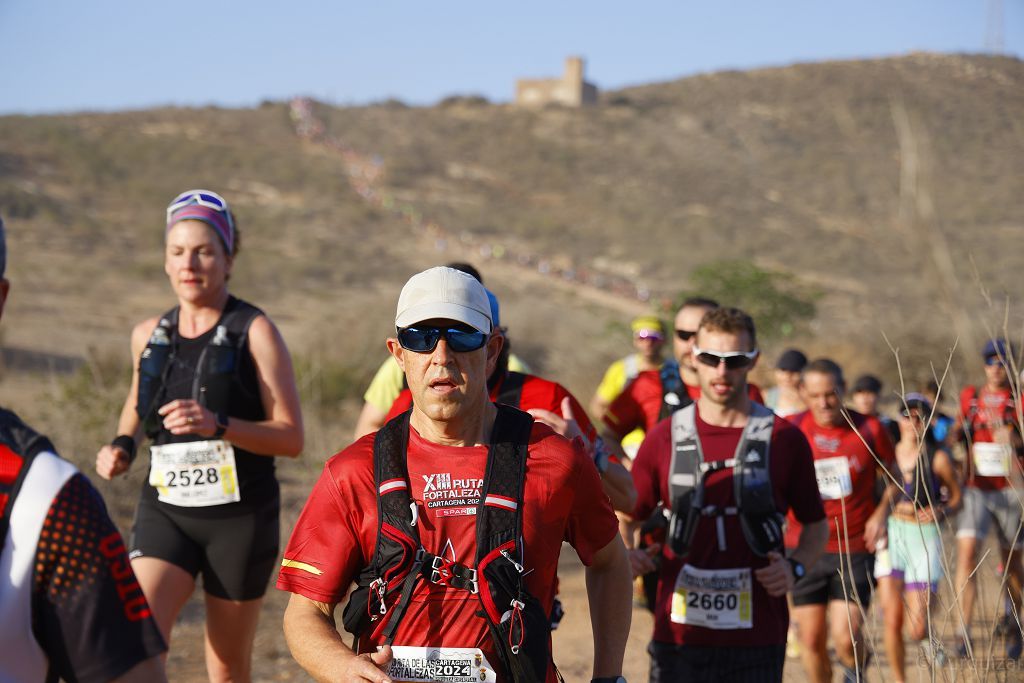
[788,359,895,683]
[384,325,636,513]
[601,298,765,462]
[278,266,631,683]
[629,307,827,682]
[948,338,1023,660]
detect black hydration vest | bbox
[135,297,262,438]
[658,360,692,421]
[665,402,784,558]
[0,408,56,543]
[341,406,554,683]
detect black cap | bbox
[775,348,808,372]
[851,374,882,395]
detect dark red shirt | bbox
[631,408,823,647]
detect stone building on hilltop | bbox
[515,57,598,107]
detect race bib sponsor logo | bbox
[671,564,752,630]
[387,646,497,682]
[422,472,483,513]
[814,456,853,500]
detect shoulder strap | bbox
[219,296,263,344]
[496,372,528,409]
[0,409,57,542]
[668,403,701,504]
[373,410,419,558]
[476,405,533,563]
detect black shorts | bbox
[648,641,785,683]
[791,552,874,607]
[128,494,280,601]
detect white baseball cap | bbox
[395,266,492,334]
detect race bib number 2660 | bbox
[671,564,752,630]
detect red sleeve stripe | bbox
[484,494,518,510]
[379,479,408,495]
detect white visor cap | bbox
[395,266,493,334]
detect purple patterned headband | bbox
[165,190,235,255]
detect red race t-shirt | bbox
[785,411,894,554]
[604,371,764,441]
[387,373,597,445]
[277,423,618,682]
[631,409,823,647]
[959,386,1021,491]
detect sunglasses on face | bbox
[692,346,759,370]
[985,355,1006,367]
[675,329,697,342]
[396,325,488,353]
[635,331,664,342]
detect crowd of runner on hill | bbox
[1,192,1022,683]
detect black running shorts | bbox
[128,494,280,601]
[791,551,874,607]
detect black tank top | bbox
[142,297,277,513]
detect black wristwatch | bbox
[213,411,229,439]
[787,557,806,583]
[591,678,626,683]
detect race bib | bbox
[386,646,497,682]
[973,442,1011,477]
[149,440,240,507]
[671,564,752,630]
[814,456,853,500]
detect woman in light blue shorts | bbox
[875,394,961,683]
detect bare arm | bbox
[354,401,388,440]
[96,318,158,479]
[584,534,632,679]
[157,314,304,457]
[589,393,611,423]
[601,460,638,513]
[933,449,962,513]
[283,594,394,682]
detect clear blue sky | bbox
[1,1,1020,115]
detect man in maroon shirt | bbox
[629,307,827,682]
[601,298,766,463]
[788,359,895,683]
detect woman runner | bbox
[95,189,303,682]
[875,393,960,683]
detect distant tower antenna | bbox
[986,0,1005,54]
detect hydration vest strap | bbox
[667,402,776,556]
[496,372,528,409]
[476,405,533,559]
